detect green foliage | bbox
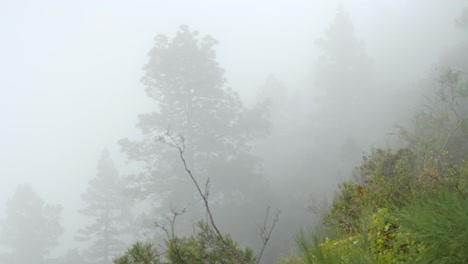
[281,208,423,264]
[324,148,417,235]
[278,41,468,264]
[323,146,468,237]
[114,242,161,264]
[322,180,363,235]
[276,255,303,264]
[288,145,468,263]
[114,221,255,264]
[166,221,254,264]
[399,189,468,263]
[366,208,424,263]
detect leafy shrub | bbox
[324,148,417,236]
[114,221,254,264]
[114,242,161,264]
[290,148,467,264]
[165,221,255,264]
[366,208,424,263]
[305,208,423,264]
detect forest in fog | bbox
[1,1,468,263]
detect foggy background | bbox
[1,0,467,263]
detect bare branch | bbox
[157,131,280,263]
[256,207,280,264]
[155,206,186,240]
[159,132,248,263]
[154,207,187,262]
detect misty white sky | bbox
[0,0,466,253]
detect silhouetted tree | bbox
[77,149,132,264]
[115,135,279,264]
[310,5,376,170]
[119,25,270,234]
[0,184,62,264]
[315,5,372,103]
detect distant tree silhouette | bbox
[315,5,372,103]
[0,184,62,264]
[77,149,132,264]
[119,25,270,239]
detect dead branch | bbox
[155,207,186,262]
[155,206,186,240]
[256,206,280,264]
[159,132,246,263]
[157,131,280,263]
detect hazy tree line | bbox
[1,5,468,264]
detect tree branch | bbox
[160,132,247,263]
[256,206,280,264]
[158,132,279,263]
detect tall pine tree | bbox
[315,5,372,104]
[119,25,270,240]
[78,149,132,264]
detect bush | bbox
[292,208,424,264]
[114,242,161,264]
[114,221,255,264]
[166,221,255,264]
[323,148,417,236]
[287,148,467,263]
[399,189,468,263]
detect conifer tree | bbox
[315,5,372,103]
[0,184,62,264]
[119,25,270,226]
[78,149,132,264]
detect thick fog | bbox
[1,0,467,263]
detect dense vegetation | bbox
[1,4,468,264]
[114,67,468,263]
[275,68,468,263]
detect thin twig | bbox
[158,131,280,263]
[155,207,187,262]
[160,132,247,263]
[256,206,280,264]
